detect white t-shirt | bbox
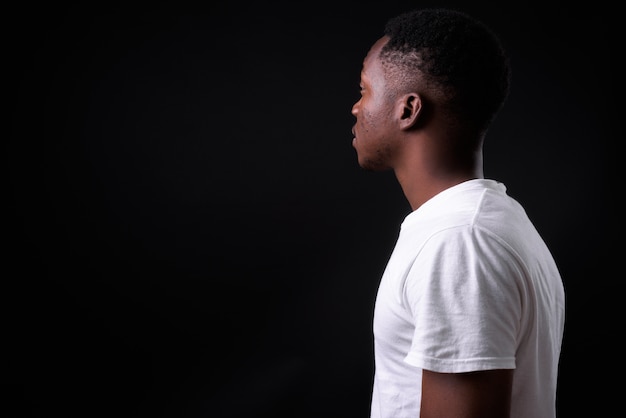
[370,179,565,418]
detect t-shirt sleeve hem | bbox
[404,352,516,373]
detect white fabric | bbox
[370,179,565,418]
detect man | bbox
[351,8,565,418]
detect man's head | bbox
[351,8,510,172]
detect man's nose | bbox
[351,100,360,116]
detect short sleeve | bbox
[402,225,523,373]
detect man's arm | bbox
[420,368,513,418]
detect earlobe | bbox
[399,93,422,129]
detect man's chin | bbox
[358,160,389,172]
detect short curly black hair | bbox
[381,8,511,133]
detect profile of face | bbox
[351,36,397,172]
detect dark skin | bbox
[421,369,513,418]
[352,36,514,417]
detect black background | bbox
[6,1,616,417]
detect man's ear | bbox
[398,93,422,130]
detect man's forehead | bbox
[363,37,388,64]
[366,36,388,60]
[361,36,388,80]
